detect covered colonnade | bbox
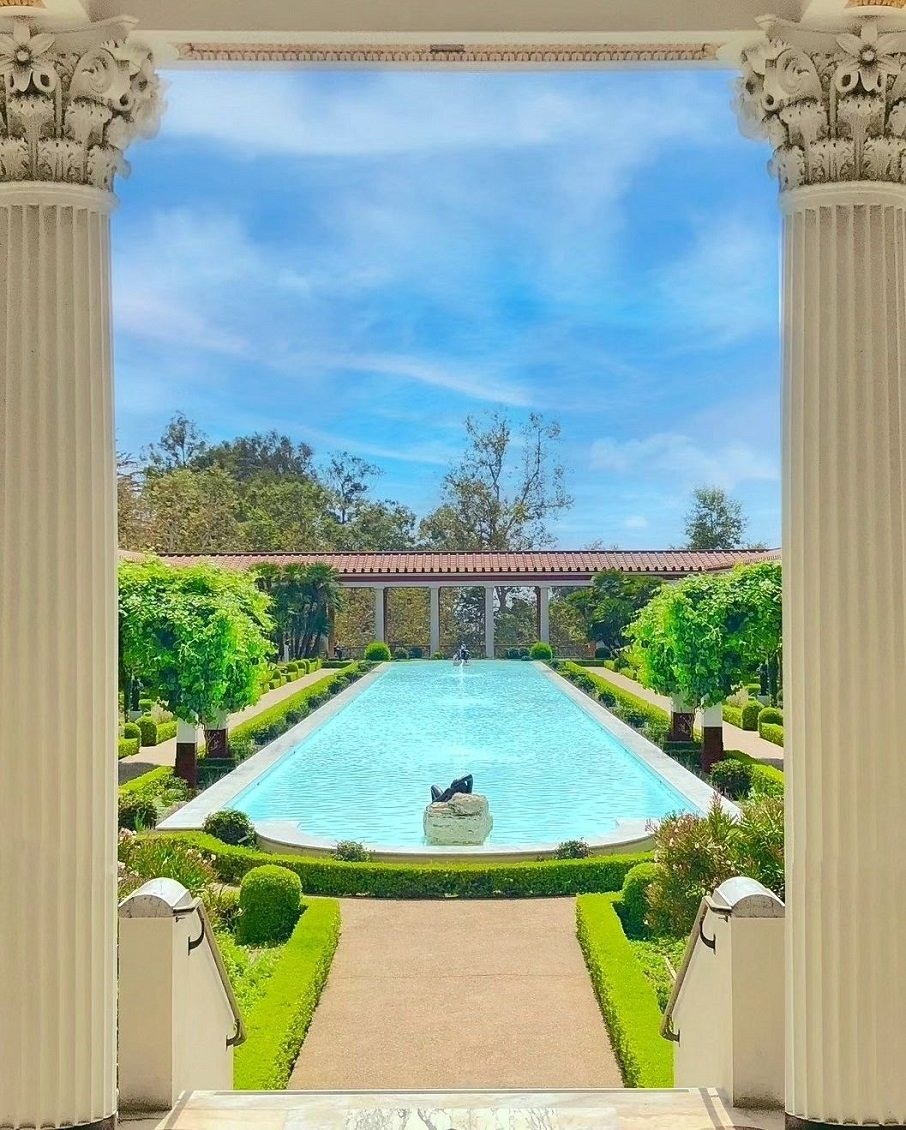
[1,0,905,1128]
[157,549,772,658]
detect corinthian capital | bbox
[0,15,161,190]
[737,14,906,190]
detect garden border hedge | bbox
[576,893,673,1088]
[118,737,140,759]
[233,897,341,1089]
[119,765,173,798]
[154,831,652,899]
[723,749,784,796]
[560,662,670,736]
[759,721,784,747]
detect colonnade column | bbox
[484,586,495,658]
[429,585,441,656]
[739,16,906,1126]
[0,17,160,1130]
[374,585,386,642]
[537,585,550,643]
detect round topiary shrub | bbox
[506,647,519,660]
[137,715,158,747]
[123,721,141,741]
[363,640,391,661]
[759,706,783,725]
[529,641,554,660]
[710,758,754,800]
[392,646,409,660]
[237,865,302,944]
[620,861,663,936]
[333,840,371,862]
[432,652,445,660]
[202,808,256,846]
[740,700,763,731]
[409,646,423,659]
[118,794,158,831]
[594,646,608,659]
[137,697,155,712]
[555,839,589,859]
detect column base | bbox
[70,1118,115,1130]
[786,1118,906,1129]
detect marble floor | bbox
[124,1088,783,1130]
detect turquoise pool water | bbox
[232,661,698,847]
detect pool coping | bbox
[158,660,736,860]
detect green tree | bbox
[566,570,662,657]
[323,451,381,526]
[119,558,274,784]
[193,430,315,482]
[684,486,746,550]
[419,411,572,551]
[254,562,345,659]
[142,412,209,474]
[140,468,244,553]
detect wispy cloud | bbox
[590,432,778,491]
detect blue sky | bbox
[113,67,780,549]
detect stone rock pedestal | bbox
[424,793,492,846]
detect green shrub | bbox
[619,862,663,937]
[123,722,141,741]
[734,793,785,900]
[506,647,519,659]
[741,700,762,730]
[333,840,371,862]
[760,722,784,746]
[118,793,158,830]
[710,758,754,800]
[595,646,608,659]
[234,899,340,1089]
[759,706,783,725]
[137,697,154,711]
[364,641,391,661]
[118,737,140,759]
[157,720,178,743]
[721,705,743,728]
[432,652,444,659]
[723,751,784,797]
[529,641,554,660]
[154,832,650,898]
[576,894,673,1087]
[203,809,256,846]
[518,648,530,659]
[555,839,589,859]
[119,834,216,895]
[238,865,303,945]
[410,646,423,659]
[137,716,158,747]
[392,646,409,660]
[560,662,670,748]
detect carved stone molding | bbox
[0,16,161,189]
[737,15,906,189]
[176,40,719,65]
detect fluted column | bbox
[739,15,906,1127]
[374,585,386,642]
[0,17,159,1130]
[537,585,550,644]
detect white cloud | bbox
[624,515,649,530]
[653,211,778,346]
[590,432,777,490]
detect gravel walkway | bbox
[289,898,622,1092]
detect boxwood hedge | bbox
[151,832,651,899]
[576,893,673,1087]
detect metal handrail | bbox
[188,899,247,1049]
[660,896,715,1043]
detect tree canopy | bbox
[566,570,662,657]
[684,486,747,551]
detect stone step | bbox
[123,1088,782,1129]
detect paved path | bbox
[289,899,622,1092]
[118,667,338,784]
[586,666,783,766]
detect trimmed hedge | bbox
[723,750,784,797]
[759,722,784,747]
[560,662,670,744]
[227,665,363,759]
[619,862,662,938]
[119,765,173,799]
[364,641,391,661]
[118,737,140,759]
[123,722,141,741]
[576,893,673,1087]
[721,705,743,728]
[154,832,651,899]
[157,720,178,743]
[234,898,340,1089]
[759,706,783,725]
[530,641,554,660]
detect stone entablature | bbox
[738,14,906,190]
[0,16,160,189]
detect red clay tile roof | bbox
[146,549,779,584]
